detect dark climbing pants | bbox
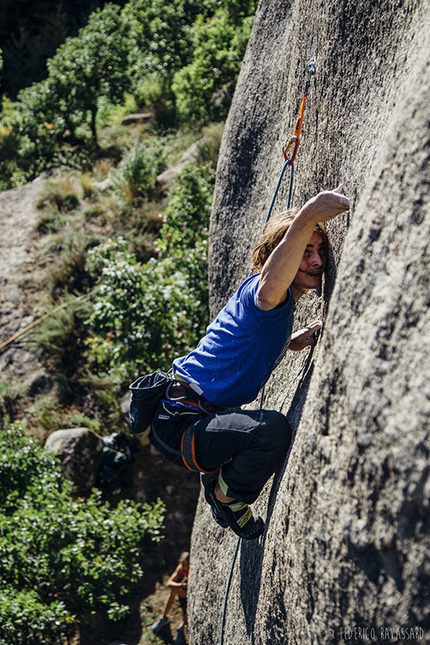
[150,396,292,505]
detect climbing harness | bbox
[218,59,316,645]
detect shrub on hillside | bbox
[110,137,167,205]
[85,161,213,383]
[0,423,165,645]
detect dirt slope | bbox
[0,179,48,391]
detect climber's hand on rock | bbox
[288,320,322,351]
[301,184,349,223]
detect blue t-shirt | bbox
[172,274,294,407]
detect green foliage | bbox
[0,3,134,186]
[36,178,80,213]
[29,395,103,434]
[0,98,29,190]
[125,0,220,80]
[0,0,256,187]
[125,0,256,127]
[110,137,167,204]
[31,296,93,357]
[85,162,213,381]
[172,7,255,124]
[155,161,213,260]
[0,0,124,101]
[0,423,165,644]
[5,74,94,182]
[0,379,20,429]
[0,424,61,510]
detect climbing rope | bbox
[0,295,87,354]
[265,58,315,220]
[259,58,316,407]
[218,536,241,645]
[218,59,316,645]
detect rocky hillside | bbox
[189,1,430,644]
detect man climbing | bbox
[131,185,349,540]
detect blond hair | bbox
[251,210,328,274]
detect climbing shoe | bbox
[201,473,228,528]
[151,616,169,632]
[174,626,186,644]
[203,478,265,540]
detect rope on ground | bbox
[0,294,87,354]
[218,59,316,645]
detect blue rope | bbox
[218,60,314,645]
[259,156,295,408]
[218,149,296,645]
[264,158,295,224]
[218,536,241,645]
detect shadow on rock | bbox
[238,361,315,640]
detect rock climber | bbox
[151,551,189,644]
[133,185,349,540]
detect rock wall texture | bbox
[190,1,430,644]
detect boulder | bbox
[44,427,104,492]
[189,0,430,643]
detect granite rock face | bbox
[189,1,430,644]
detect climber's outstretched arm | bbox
[256,185,349,310]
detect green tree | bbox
[125,0,256,127]
[44,3,132,146]
[0,2,133,183]
[172,6,255,124]
[0,0,123,101]
[126,0,221,79]
[124,0,220,126]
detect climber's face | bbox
[291,232,326,297]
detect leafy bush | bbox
[85,161,213,382]
[0,97,29,189]
[0,423,165,645]
[110,136,167,204]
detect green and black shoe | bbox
[203,477,265,540]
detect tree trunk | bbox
[90,106,98,148]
